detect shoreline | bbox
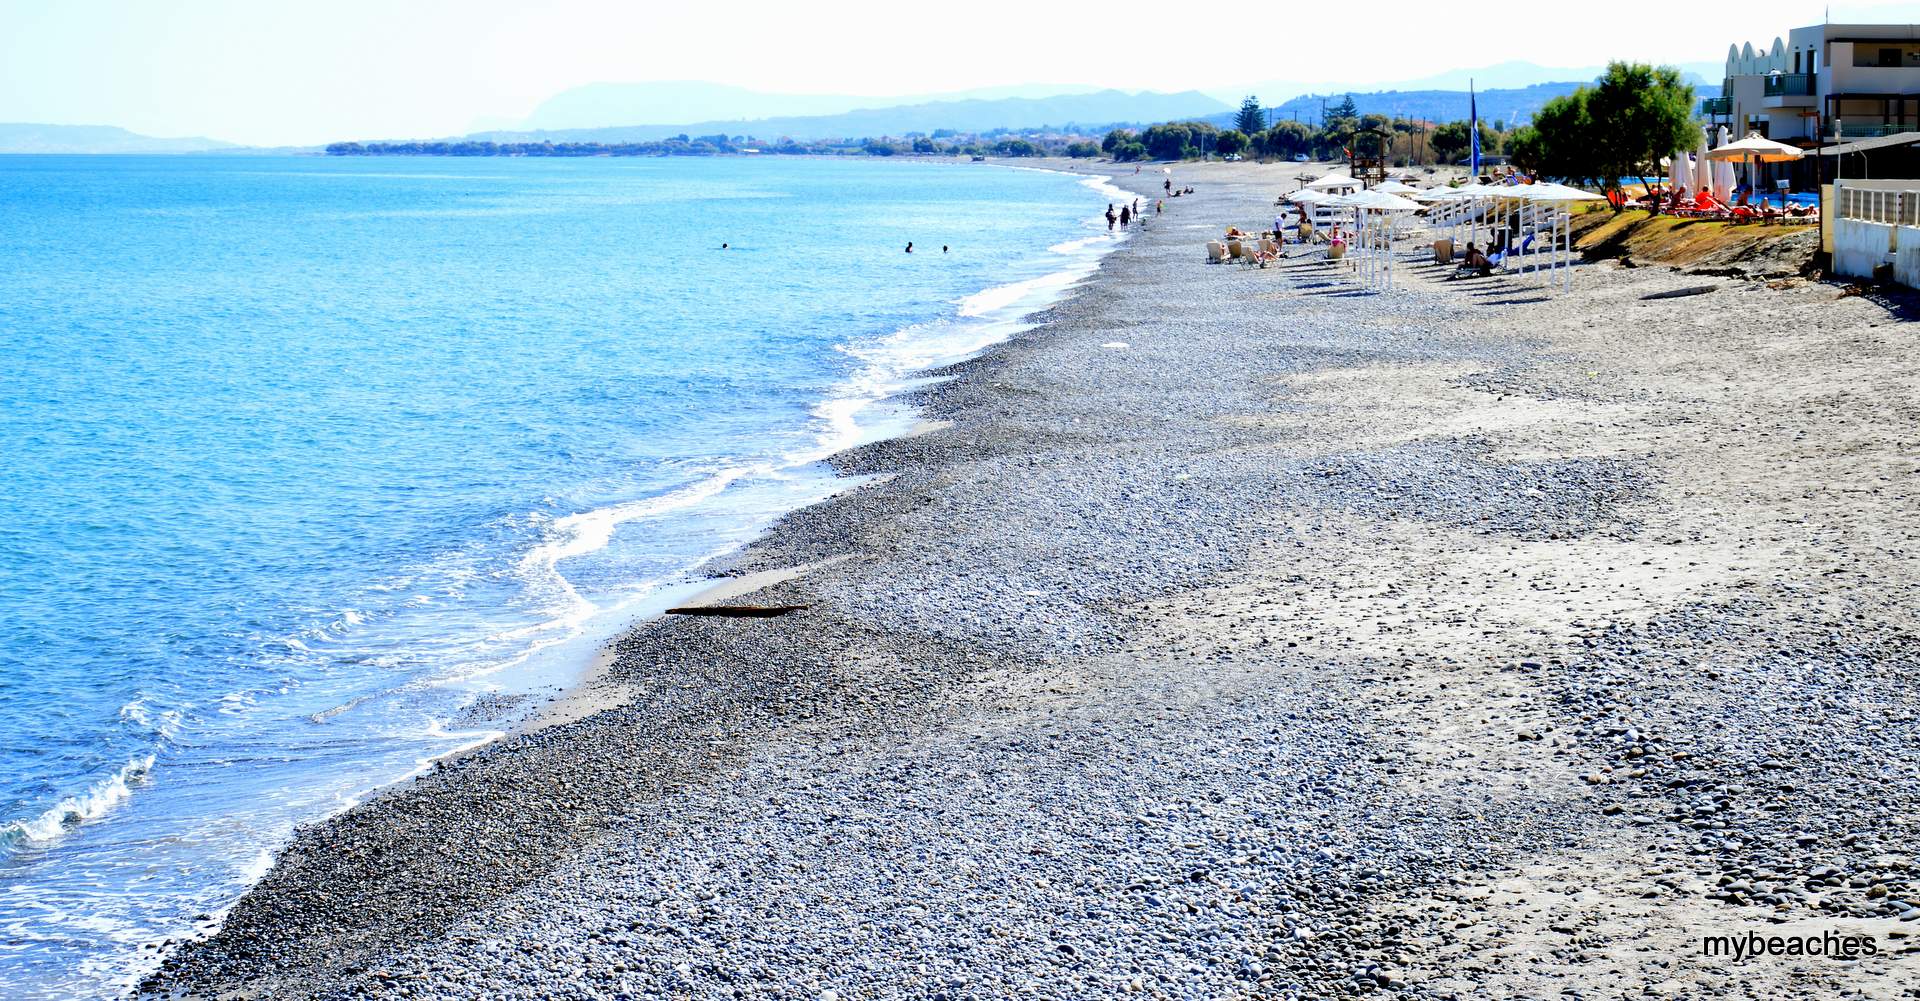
[98,160,1126,996]
[145,161,1920,999]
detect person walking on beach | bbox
[1119,205,1131,227]
[1164,177,1172,195]
[1156,199,1163,215]
[1105,204,1116,231]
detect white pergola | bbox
[1483,183,1606,293]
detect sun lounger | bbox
[1206,241,1227,263]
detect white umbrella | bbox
[1694,130,1714,200]
[1373,180,1420,195]
[1706,131,1802,205]
[1347,189,1425,212]
[1704,132,1804,162]
[1304,172,1358,190]
[1668,154,1688,196]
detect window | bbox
[1852,43,1920,67]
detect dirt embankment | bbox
[1572,208,1819,278]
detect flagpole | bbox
[1469,79,1481,179]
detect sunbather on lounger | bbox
[1458,243,1493,278]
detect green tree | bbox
[1101,128,1134,155]
[1064,141,1100,158]
[1234,96,1265,137]
[911,137,937,154]
[1215,129,1249,156]
[1429,119,1502,165]
[1583,61,1696,196]
[1140,121,1217,160]
[1259,121,1313,158]
[993,138,1041,157]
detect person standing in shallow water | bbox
[1119,205,1131,227]
[1105,204,1116,231]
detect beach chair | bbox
[1227,240,1244,260]
[1206,241,1227,264]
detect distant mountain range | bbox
[0,123,237,154]
[469,89,1235,144]
[513,81,1113,132]
[1218,59,1725,111]
[1219,79,1722,131]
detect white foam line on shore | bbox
[0,755,157,852]
[169,165,1133,978]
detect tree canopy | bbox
[1583,62,1696,191]
[1429,119,1502,165]
[1512,61,1694,192]
[1234,96,1266,137]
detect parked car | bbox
[1291,154,1309,162]
[1224,153,1243,162]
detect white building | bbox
[1713,23,1920,143]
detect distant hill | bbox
[1220,60,1726,110]
[0,123,237,154]
[473,90,1234,144]
[519,81,1108,132]
[1214,81,1723,130]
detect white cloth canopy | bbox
[1372,180,1420,194]
[1512,182,1606,202]
[1347,189,1425,212]
[1304,172,1359,190]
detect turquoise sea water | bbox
[0,154,1120,997]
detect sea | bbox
[0,154,1124,997]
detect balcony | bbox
[1764,73,1816,108]
[1835,119,1915,138]
[1700,96,1731,117]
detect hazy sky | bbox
[3,0,1918,146]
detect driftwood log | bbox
[1640,285,1719,301]
[664,604,809,618]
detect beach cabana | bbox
[1512,183,1604,292]
[1345,189,1424,290]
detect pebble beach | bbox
[144,160,1920,1000]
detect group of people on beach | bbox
[1106,198,1162,231]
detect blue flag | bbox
[1469,81,1481,175]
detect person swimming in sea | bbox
[942,245,949,253]
[905,242,913,253]
[721,242,729,249]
